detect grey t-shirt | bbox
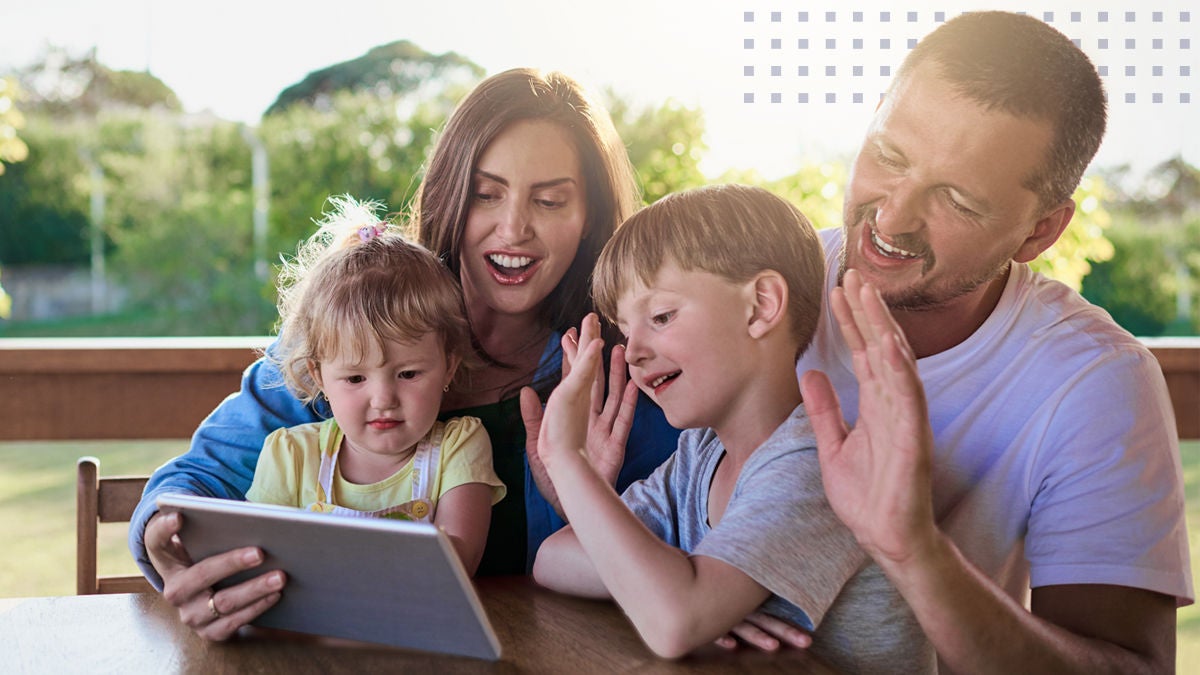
[621,405,934,674]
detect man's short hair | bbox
[897,11,1107,209]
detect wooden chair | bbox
[76,456,155,594]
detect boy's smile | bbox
[615,260,758,436]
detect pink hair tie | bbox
[357,223,386,242]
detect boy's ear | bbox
[1013,199,1075,264]
[747,270,788,339]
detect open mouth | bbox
[648,371,680,390]
[488,253,535,275]
[870,228,922,260]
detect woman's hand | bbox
[522,314,639,513]
[145,510,286,641]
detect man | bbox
[743,11,1191,673]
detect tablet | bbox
[156,493,501,660]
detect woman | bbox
[131,68,680,640]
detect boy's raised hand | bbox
[800,269,938,567]
[522,314,638,511]
[534,314,607,470]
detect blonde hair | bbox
[271,195,472,403]
[593,184,825,358]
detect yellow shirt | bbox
[247,417,506,512]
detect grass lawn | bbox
[1,439,1198,669]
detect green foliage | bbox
[17,46,180,118]
[1081,220,1181,336]
[0,77,29,175]
[607,95,708,204]
[717,161,849,233]
[1029,175,1115,290]
[266,40,483,117]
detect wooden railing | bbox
[0,336,1197,440]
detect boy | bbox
[531,184,933,672]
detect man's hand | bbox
[145,510,285,641]
[799,269,938,565]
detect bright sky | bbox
[3,1,1197,182]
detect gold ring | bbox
[208,592,222,620]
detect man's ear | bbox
[1013,199,1075,264]
[747,270,789,339]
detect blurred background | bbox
[0,0,1196,337]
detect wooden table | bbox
[0,577,833,673]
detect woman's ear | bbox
[747,270,788,340]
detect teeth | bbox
[650,373,676,388]
[871,230,920,258]
[489,254,533,269]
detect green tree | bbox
[266,40,482,116]
[607,94,708,204]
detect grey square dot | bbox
[1098,38,1109,49]
[799,11,808,22]
[1182,93,1191,103]
[907,11,918,22]
[1154,38,1163,49]
[1043,12,1054,22]
[743,65,754,76]
[1153,12,1163,22]
[826,38,837,49]
[771,65,782,76]
[1099,11,1109,22]
[853,65,864,76]
[1182,38,1192,49]
[771,11,781,22]
[1099,65,1109,76]
[744,93,754,103]
[1124,92,1135,103]
[1153,93,1163,103]
[853,38,863,49]
[935,11,945,22]
[1153,65,1163,76]
[1126,12,1136,22]
[1183,11,1191,22]
[826,11,836,22]
[826,65,837,76]
[1126,65,1136,76]
[880,65,891,76]
[798,93,809,103]
[1071,12,1081,22]
[771,93,782,103]
[1072,39,1082,48]
[798,65,809,76]
[744,38,754,49]
[880,38,891,49]
[743,11,754,22]
[853,93,864,103]
[1182,66,1191,76]
[798,38,809,49]
[908,38,918,49]
[771,38,782,49]
[1126,38,1136,49]
[826,93,837,103]
[853,11,863,22]
[880,11,890,22]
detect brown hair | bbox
[593,184,825,359]
[896,11,1107,209]
[412,68,639,346]
[271,196,471,403]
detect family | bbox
[128,12,1191,672]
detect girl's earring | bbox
[443,384,450,393]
